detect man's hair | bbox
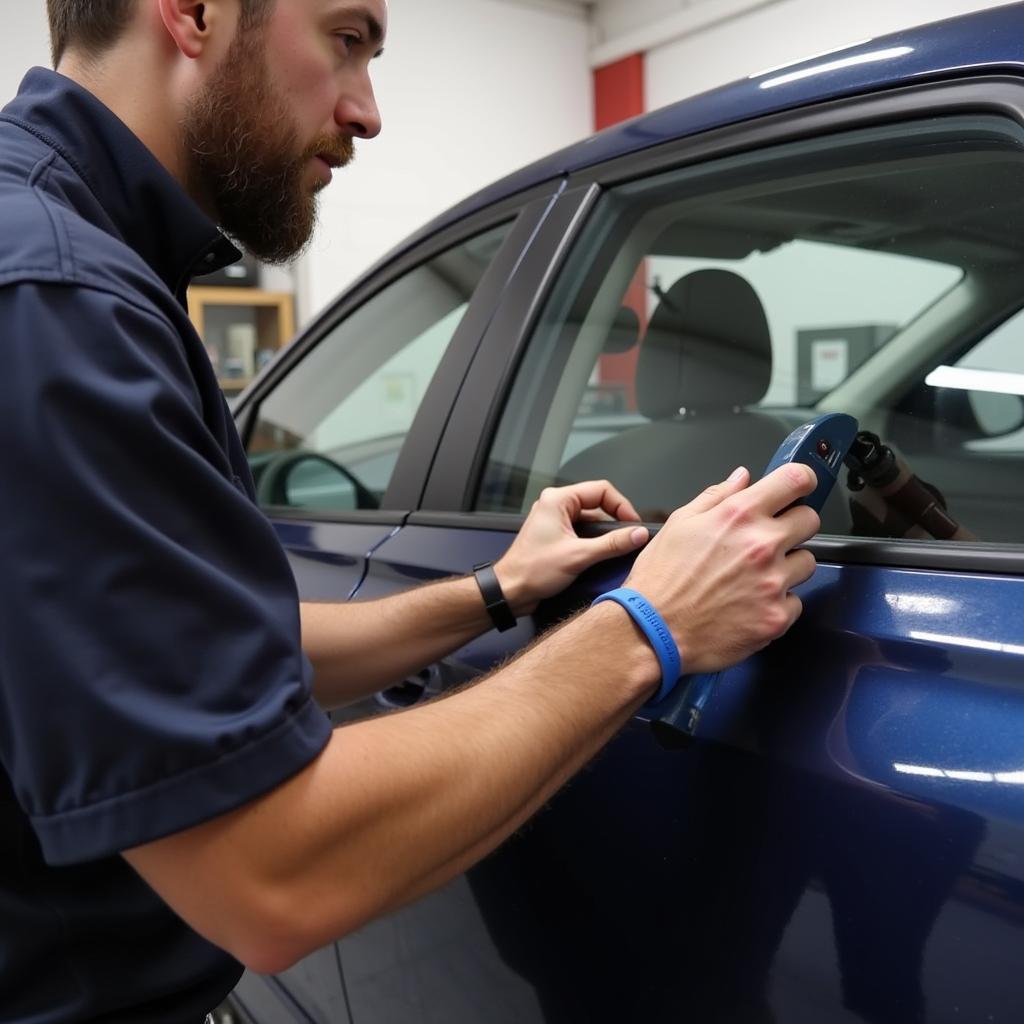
[47,0,274,66]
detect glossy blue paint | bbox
[271,520,400,602]
[255,518,1024,1023]
[341,525,1024,1022]
[694,565,1024,813]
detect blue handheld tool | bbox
[760,413,860,513]
[650,413,859,750]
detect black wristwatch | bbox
[472,562,517,633]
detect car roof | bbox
[410,2,1024,243]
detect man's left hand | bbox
[494,480,649,615]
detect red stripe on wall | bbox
[594,53,644,131]
[594,54,646,410]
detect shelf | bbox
[218,376,254,393]
[187,286,295,392]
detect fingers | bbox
[602,524,649,559]
[741,464,817,517]
[782,547,817,591]
[569,524,649,572]
[781,592,803,636]
[578,508,616,524]
[673,466,750,520]
[519,525,646,595]
[541,480,642,523]
[758,592,805,651]
[776,504,821,550]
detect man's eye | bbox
[334,32,361,55]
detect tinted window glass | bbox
[249,223,511,511]
[478,117,1024,544]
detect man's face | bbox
[183,1,385,264]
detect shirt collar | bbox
[2,68,241,298]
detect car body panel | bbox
[330,524,1024,1023]
[229,949,349,1024]
[230,4,1024,1020]
[271,520,399,603]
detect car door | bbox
[226,188,562,1022]
[338,80,1024,1024]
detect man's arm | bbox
[302,481,651,708]
[300,577,504,706]
[129,601,660,973]
[124,465,818,975]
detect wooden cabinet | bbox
[187,286,296,394]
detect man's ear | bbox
[156,0,231,59]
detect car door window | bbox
[476,115,1024,544]
[248,222,511,511]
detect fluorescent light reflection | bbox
[894,763,943,778]
[945,770,995,783]
[749,40,872,80]
[884,594,959,615]
[925,365,1024,396]
[759,47,913,90]
[910,631,1024,657]
[895,763,1024,785]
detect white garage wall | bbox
[1,9,51,105]
[297,0,592,324]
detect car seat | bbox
[558,268,793,518]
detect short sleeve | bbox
[0,282,331,865]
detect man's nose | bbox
[336,76,382,139]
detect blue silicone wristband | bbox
[591,587,681,704]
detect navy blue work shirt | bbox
[0,69,333,1020]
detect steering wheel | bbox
[254,450,380,510]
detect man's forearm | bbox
[125,602,659,973]
[301,574,504,708]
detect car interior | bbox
[558,268,805,521]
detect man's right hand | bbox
[621,464,820,677]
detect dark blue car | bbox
[225,5,1024,1020]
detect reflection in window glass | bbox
[950,306,1024,453]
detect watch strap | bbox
[473,562,517,633]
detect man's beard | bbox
[183,29,353,264]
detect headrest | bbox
[637,269,772,419]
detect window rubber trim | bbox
[404,510,1024,577]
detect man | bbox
[0,0,819,1018]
